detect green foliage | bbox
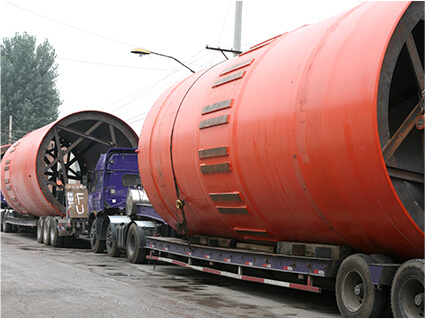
[1,32,61,143]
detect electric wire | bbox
[121,52,222,124]
[103,68,183,112]
[4,1,228,130]
[216,3,232,47]
[5,1,138,48]
[57,57,174,71]
[114,49,225,128]
[212,2,232,67]
[104,50,212,113]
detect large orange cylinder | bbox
[1,111,138,217]
[139,1,424,259]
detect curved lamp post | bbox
[131,48,195,73]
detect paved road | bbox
[1,230,340,317]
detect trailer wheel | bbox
[90,219,105,253]
[0,210,4,232]
[43,216,52,245]
[36,217,45,243]
[106,223,120,257]
[50,219,63,248]
[126,223,146,264]
[336,254,386,317]
[391,259,424,318]
[2,212,12,233]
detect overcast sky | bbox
[1,0,362,134]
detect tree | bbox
[1,32,61,143]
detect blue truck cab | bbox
[88,148,141,252]
[88,148,141,216]
[88,147,169,262]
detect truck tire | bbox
[2,212,12,233]
[126,223,147,264]
[391,259,424,318]
[0,210,4,232]
[50,219,63,248]
[90,219,105,253]
[106,223,120,257]
[336,254,386,317]
[43,216,52,245]
[36,217,45,243]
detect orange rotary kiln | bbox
[1,111,138,217]
[139,1,424,259]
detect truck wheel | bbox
[0,210,4,232]
[50,219,63,248]
[36,217,45,243]
[336,254,386,317]
[43,216,52,245]
[126,223,146,264]
[391,259,424,318]
[106,223,120,257]
[90,219,105,253]
[2,213,12,233]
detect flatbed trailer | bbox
[145,236,401,289]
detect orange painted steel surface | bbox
[139,2,424,259]
[1,111,138,217]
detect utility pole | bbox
[9,115,12,144]
[233,1,243,57]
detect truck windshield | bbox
[122,174,141,188]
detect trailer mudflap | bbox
[56,218,72,236]
[108,216,131,248]
[369,263,400,286]
[56,218,86,236]
[108,216,161,249]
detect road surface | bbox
[1,230,340,317]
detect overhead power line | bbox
[103,49,212,112]
[57,57,173,71]
[5,1,138,47]
[216,3,232,47]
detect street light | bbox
[131,48,195,73]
